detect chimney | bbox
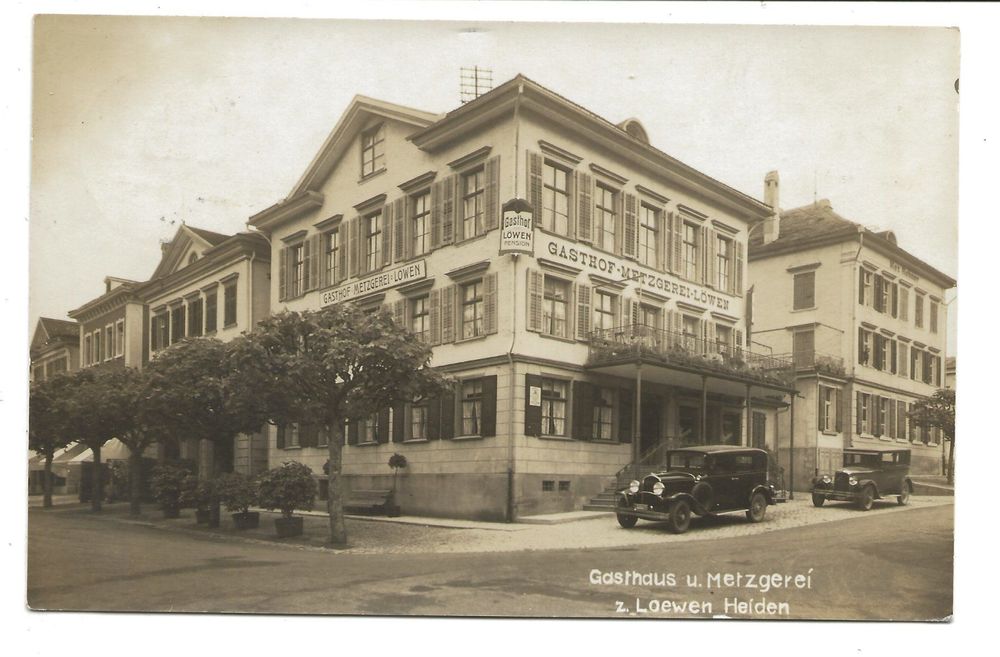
[763,170,780,244]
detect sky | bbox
[29,16,960,352]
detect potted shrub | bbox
[217,472,260,530]
[150,465,190,519]
[386,453,407,517]
[256,462,317,538]
[179,475,214,524]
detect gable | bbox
[151,225,230,280]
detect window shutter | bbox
[572,381,594,441]
[348,217,360,278]
[430,179,443,249]
[856,392,863,434]
[376,407,391,444]
[429,288,442,345]
[337,224,349,283]
[426,392,441,440]
[670,212,683,274]
[526,269,544,332]
[835,388,843,433]
[276,424,286,449]
[524,373,542,437]
[735,328,744,351]
[300,423,317,448]
[891,340,898,374]
[703,226,715,287]
[874,275,884,312]
[441,285,455,343]
[873,395,883,436]
[817,387,824,431]
[898,403,907,441]
[858,269,865,305]
[392,403,406,443]
[623,192,638,258]
[393,298,406,328]
[484,155,500,234]
[528,151,543,224]
[480,375,497,437]
[618,389,633,443]
[347,420,359,445]
[278,247,287,301]
[899,343,908,377]
[300,238,312,292]
[390,197,405,263]
[483,272,498,335]
[888,399,897,439]
[627,299,639,327]
[576,283,592,340]
[441,175,456,246]
[312,234,324,290]
[439,385,456,440]
[935,356,942,386]
[900,288,909,321]
[705,321,716,352]
[575,171,593,242]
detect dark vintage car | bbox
[614,446,785,534]
[811,446,912,511]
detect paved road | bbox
[27,503,952,620]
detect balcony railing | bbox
[785,351,847,378]
[587,324,794,389]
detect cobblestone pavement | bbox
[90,494,952,556]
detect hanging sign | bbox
[499,198,535,256]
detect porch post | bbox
[633,362,643,463]
[789,392,796,500]
[745,383,752,447]
[700,374,708,444]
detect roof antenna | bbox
[813,168,818,205]
[460,66,493,104]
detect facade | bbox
[748,179,956,490]
[249,75,795,521]
[68,276,144,371]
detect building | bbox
[747,176,956,489]
[68,276,144,370]
[29,317,81,494]
[945,356,956,389]
[248,75,796,521]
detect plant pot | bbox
[274,516,303,538]
[232,511,260,530]
[195,509,211,524]
[162,506,180,519]
[385,504,401,518]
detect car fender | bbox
[664,491,705,515]
[749,484,774,505]
[900,477,913,494]
[857,479,881,499]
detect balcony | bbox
[587,324,795,390]
[785,350,847,378]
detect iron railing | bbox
[784,351,847,378]
[588,324,794,388]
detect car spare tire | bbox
[691,481,714,512]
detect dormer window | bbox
[361,124,385,178]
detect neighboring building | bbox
[945,356,956,389]
[30,317,79,382]
[140,224,272,477]
[248,75,795,521]
[748,177,956,489]
[68,276,145,370]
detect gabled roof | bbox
[31,317,78,354]
[150,224,235,280]
[749,200,956,289]
[186,226,229,246]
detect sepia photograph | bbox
[14,2,991,652]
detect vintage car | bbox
[614,446,784,534]
[811,446,912,510]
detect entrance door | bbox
[639,394,662,457]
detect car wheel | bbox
[666,499,692,534]
[616,513,638,528]
[897,481,911,506]
[746,491,768,523]
[857,485,875,511]
[811,493,826,507]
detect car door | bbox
[703,454,736,510]
[873,451,896,495]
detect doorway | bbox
[640,393,663,456]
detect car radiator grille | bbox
[834,472,851,491]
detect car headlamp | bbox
[628,480,640,494]
[821,475,831,484]
[652,481,665,496]
[849,476,858,487]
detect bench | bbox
[344,489,397,516]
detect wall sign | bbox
[499,198,535,256]
[528,385,542,407]
[321,260,427,306]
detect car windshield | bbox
[666,452,707,470]
[843,452,881,468]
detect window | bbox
[716,236,731,291]
[411,191,430,256]
[365,212,383,271]
[115,320,124,357]
[683,222,699,281]
[410,295,430,342]
[638,204,659,267]
[461,280,484,339]
[876,275,889,313]
[410,405,428,441]
[890,282,899,318]
[875,397,888,437]
[793,329,815,367]
[638,304,660,331]
[910,347,920,381]
[558,480,571,492]
[678,405,700,444]
[461,380,484,436]
[324,228,340,284]
[205,291,218,333]
[84,334,91,366]
[317,425,330,448]
[857,393,870,434]
[593,291,616,332]
[540,378,567,436]
[360,124,385,177]
[542,480,555,492]
[170,306,185,344]
[715,324,733,354]
[462,167,485,238]
[858,328,872,366]
[594,183,617,251]
[94,330,102,362]
[820,386,836,432]
[286,423,300,448]
[859,269,873,307]
[188,253,198,266]
[223,283,237,327]
[930,300,939,333]
[915,293,925,328]
[542,276,569,338]
[542,162,569,235]
[593,387,615,441]
[793,271,816,310]
[721,413,741,445]
[360,415,379,444]
[188,298,204,338]
[291,243,305,297]
[682,315,700,351]
[104,326,113,361]
[152,314,169,352]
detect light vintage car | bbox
[811,446,912,511]
[614,446,785,534]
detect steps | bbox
[582,484,622,512]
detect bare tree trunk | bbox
[128,449,142,516]
[91,443,103,513]
[43,453,54,509]
[947,439,955,485]
[327,435,348,545]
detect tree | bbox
[226,304,446,545]
[28,374,75,508]
[908,388,956,484]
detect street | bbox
[27,501,953,620]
